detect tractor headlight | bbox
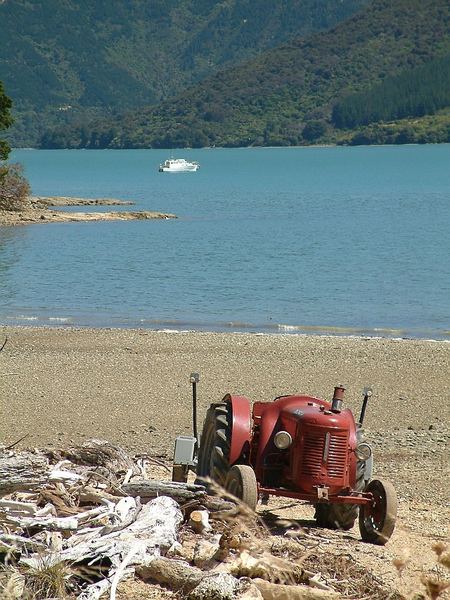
[355,442,372,461]
[274,431,293,450]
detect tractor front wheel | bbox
[195,402,232,489]
[314,427,367,530]
[359,478,397,545]
[225,464,258,511]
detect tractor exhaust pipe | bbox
[358,387,372,426]
[331,385,345,412]
[190,372,200,454]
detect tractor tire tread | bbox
[195,401,232,489]
[359,478,397,545]
[225,464,258,510]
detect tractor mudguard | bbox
[222,393,252,465]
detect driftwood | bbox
[20,496,183,600]
[0,440,139,497]
[62,439,140,481]
[122,479,207,502]
[189,510,212,534]
[230,550,338,593]
[192,536,222,567]
[252,579,340,599]
[0,533,47,552]
[138,558,336,600]
[0,499,38,516]
[5,503,116,532]
[0,451,49,494]
[122,479,236,512]
[0,440,343,599]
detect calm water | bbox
[1,145,449,338]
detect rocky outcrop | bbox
[0,196,176,225]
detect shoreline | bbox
[0,195,176,225]
[2,317,448,342]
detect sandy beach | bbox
[1,326,449,595]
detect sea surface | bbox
[1,145,449,339]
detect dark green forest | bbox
[332,54,450,128]
[0,0,367,147]
[38,0,450,149]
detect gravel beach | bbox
[1,326,448,455]
[1,326,449,595]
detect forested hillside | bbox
[0,0,367,147]
[42,0,450,149]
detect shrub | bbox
[0,163,31,211]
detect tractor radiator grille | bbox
[301,431,348,479]
[301,433,325,478]
[327,434,347,478]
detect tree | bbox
[0,79,30,211]
[302,120,327,142]
[0,79,13,161]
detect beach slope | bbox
[0,327,448,595]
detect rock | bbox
[188,573,241,600]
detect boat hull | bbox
[159,165,199,172]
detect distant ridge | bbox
[40,0,450,148]
[0,0,367,147]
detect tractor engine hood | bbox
[253,395,358,493]
[280,401,356,429]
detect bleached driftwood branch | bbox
[5,503,117,532]
[121,479,236,513]
[122,479,206,501]
[0,451,49,494]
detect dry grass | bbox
[0,559,74,599]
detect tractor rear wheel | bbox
[359,478,397,545]
[225,464,258,511]
[195,402,232,489]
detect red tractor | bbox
[173,374,397,545]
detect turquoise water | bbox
[1,145,449,338]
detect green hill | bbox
[41,0,450,148]
[0,0,367,147]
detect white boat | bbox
[158,158,200,172]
